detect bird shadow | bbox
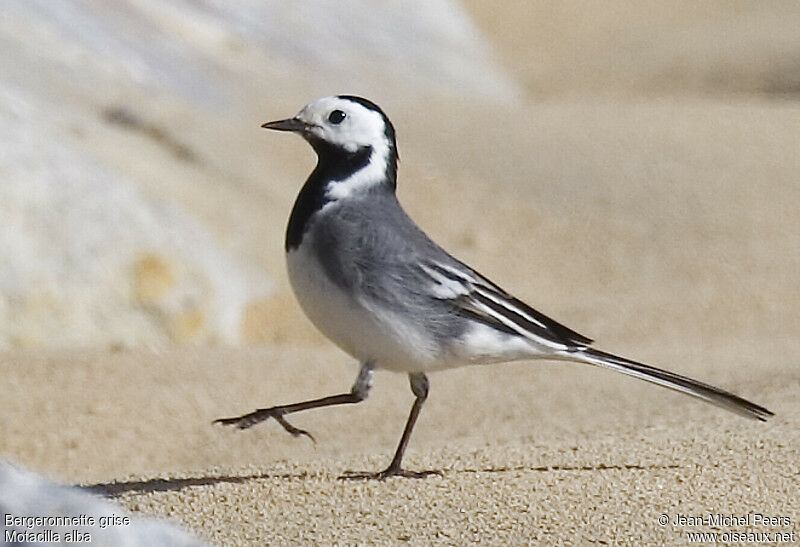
[79,471,311,498]
[79,462,683,497]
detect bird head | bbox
[262,95,397,158]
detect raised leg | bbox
[342,372,440,480]
[214,362,374,442]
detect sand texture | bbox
[2,343,797,544]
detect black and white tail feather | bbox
[576,349,772,421]
[419,256,772,422]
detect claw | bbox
[212,416,249,427]
[273,414,316,443]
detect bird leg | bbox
[214,362,375,443]
[341,372,440,480]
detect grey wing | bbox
[313,196,591,350]
[309,198,472,342]
[417,258,593,350]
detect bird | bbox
[214,95,773,479]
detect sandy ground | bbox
[1,343,797,544]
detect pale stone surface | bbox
[0,90,262,349]
[0,0,517,349]
[0,460,206,546]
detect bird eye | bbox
[328,110,346,124]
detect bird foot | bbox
[339,466,442,481]
[213,408,315,442]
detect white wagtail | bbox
[216,95,773,479]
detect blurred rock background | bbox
[1,0,798,350]
[0,0,516,349]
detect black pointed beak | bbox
[261,118,308,132]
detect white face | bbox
[294,96,390,153]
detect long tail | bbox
[574,348,774,421]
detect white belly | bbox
[286,242,440,372]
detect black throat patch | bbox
[285,141,375,251]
